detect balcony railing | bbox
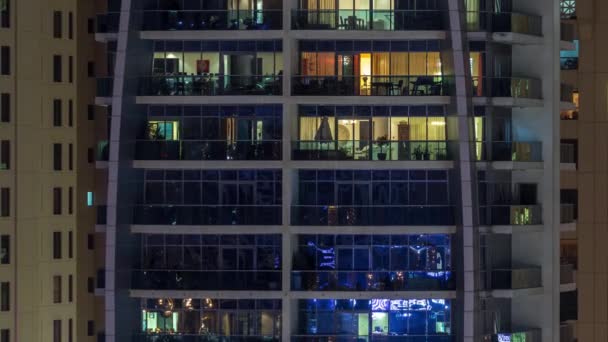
[478,141,543,162]
[560,203,575,224]
[291,9,446,30]
[465,12,542,36]
[140,10,282,30]
[291,205,455,226]
[131,270,281,291]
[96,78,114,97]
[480,205,542,225]
[483,329,541,342]
[560,143,576,164]
[560,323,575,342]
[561,22,576,42]
[96,13,120,33]
[292,336,454,342]
[134,140,281,160]
[561,83,575,102]
[97,140,109,161]
[292,140,452,161]
[134,335,279,342]
[560,264,575,284]
[291,270,454,291]
[292,75,454,96]
[560,57,578,70]
[471,77,542,99]
[138,75,282,96]
[96,205,107,225]
[484,267,542,290]
[132,205,281,225]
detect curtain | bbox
[372,53,390,76]
[390,52,409,76]
[299,117,336,140]
[408,117,427,140]
[426,52,442,75]
[409,52,427,75]
[465,0,480,30]
[427,117,446,140]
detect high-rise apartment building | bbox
[0,0,102,341]
[559,0,608,340]
[96,0,565,341]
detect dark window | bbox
[87,234,94,250]
[68,56,73,83]
[68,143,73,170]
[87,61,95,77]
[53,99,62,126]
[87,320,94,336]
[87,105,95,120]
[68,100,73,127]
[69,318,73,342]
[53,275,61,303]
[68,275,73,302]
[87,148,94,163]
[1,46,9,75]
[53,11,62,38]
[87,18,94,33]
[53,143,62,170]
[0,329,8,342]
[0,235,8,264]
[53,187,62,215]
[1,140,9,169]
[87,277,94,293]
[0,188,8,217]
[68,187,73,214]
[0,0,9,28]
[53,320,61,342]
[0,282,8,311]
[53,55,62,82]
[68,12,73,39]
[1,93,9,122]
[68,231,73,258]
[52,231,62,259]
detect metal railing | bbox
[132,205,282,225]
[291,140,452,161]
[477,141,543,162]
[560,57,578,70]
[291,270,454,291]
[560,264,575,284]
[291,335,454,342]
[140,10,282,30]
[291,205,455,226]
[484,267,542,289]
[479,205,542,225]
[131,270,281,291]
[471,77,542,99]
[560,203,576,224]
[560,143,576,164]
[134,140,281,160]
[139,75,282,96]
[291,9,446,30]
[134,335,280,342]
[465,11,542,36]
[292,75,454,96]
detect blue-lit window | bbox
[295,299,451,338]
[86,192,94,206]
[560,40,579,70]
[135,169,282,225]
[140,298,281,337]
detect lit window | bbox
[87,192,94,207]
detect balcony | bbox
[132,205,281,225]
[140,10,282,31]
[292,75,453,96]
[131,270,281,291]
[134,140,281,161]
[560,204,575,224]
[96,78,114,97]
[560,57,578,70]
[560,323,576,342]
[291,205,455,226]
[292,140,452,161]
[291,9,445,30]
[479,205,542,226]
[466,12,542,36]
[471,77,542,99]
[135,335,279,342]
[478,141,543,162]
[292,336,454,342]
[138,75,282,96]
[291,270,454,291]
[96,13,119,33]
[560,264,575,285]
[486,267,542,290]
[483,329,541,342]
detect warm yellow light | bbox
[431,121,446,126]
